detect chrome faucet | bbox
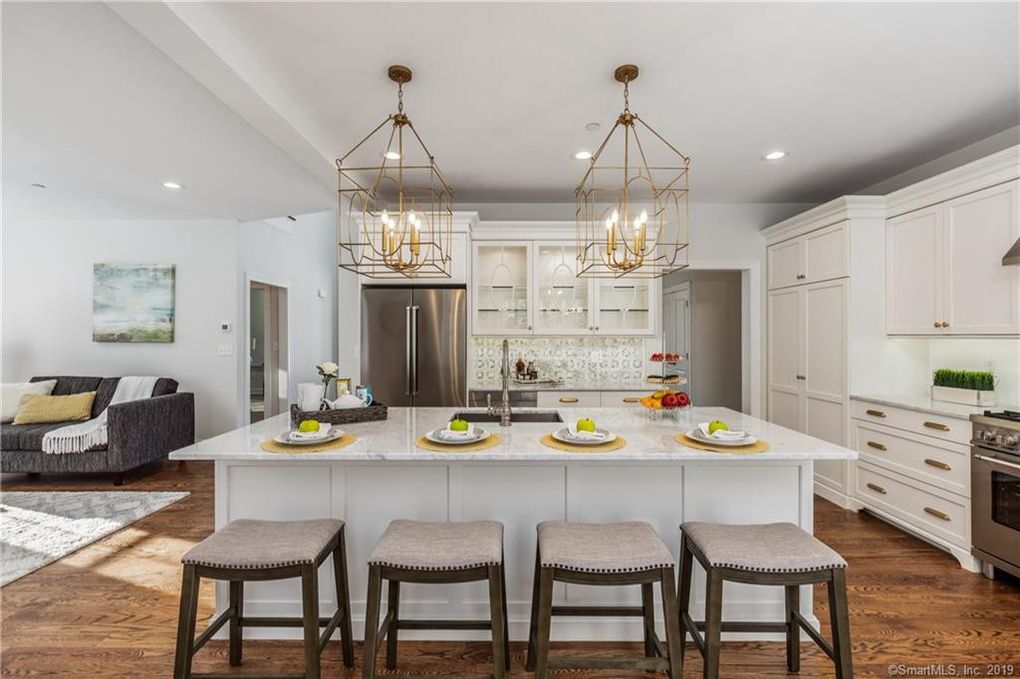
[487,338,513,426]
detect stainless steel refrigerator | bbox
[360,287,467,407]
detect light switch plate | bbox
[218,344,234,356]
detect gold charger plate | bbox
[260,433,358,454]
[675,432,769,455]
[416,433,503,452]
[540,433,627,453]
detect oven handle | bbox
[974,453,1020,474]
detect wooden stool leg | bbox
[172,565,199,679]
[677,535,694,662]
[385,580,401,669]
[525,549,541,672]
[500,556,511,671]
[828,569,853,679]
[533,567,554,679]
[703,568,724,679]
[301,564,321,679]
[660,567,684,679]
[641,582,656,658]
[785,584,801,672]
[488,565,508,679]
[229,580,244,666]
[362,565,383,679]
[332,531,355,668]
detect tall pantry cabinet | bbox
[764,197,887,508]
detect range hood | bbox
[1004,238,1020,266]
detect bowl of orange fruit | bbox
[640,389,691,420]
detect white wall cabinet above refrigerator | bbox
[887,176,1019,336]
[472,239,657,336]
[767,220,849,290]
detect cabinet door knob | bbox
[942,321,949,328]
[865,409,886,418]
[933,322,941,328]
[866,441,887,451]
[559,396,579,404]
[796,274,806,280]
[923,506,951,521]
[866,482,887,495]
[527,325,533,330]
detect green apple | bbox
[576,418,596,433]
[449,419,470,432]
[298,419,320,433]
[707,420,728,434]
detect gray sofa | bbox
[0,375,195,485]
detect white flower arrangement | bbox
[316,361,339,389]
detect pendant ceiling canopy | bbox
[337,65,454,278]
[576,65,691,278]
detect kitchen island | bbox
[170,406,856,642]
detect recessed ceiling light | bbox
[382,151,401,160]
[585,122,602,132]
[29,183,46,189]
[762,150,787,161]
[162,180,184,190]
[574,151,593,160]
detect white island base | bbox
[172,407,857,642]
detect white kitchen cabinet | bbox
[472,242,533,334]
[534,243,591,335]
[767,220,848,290]
[593,278,656,335]
[766,288,802,432]
[887,179,1020,336]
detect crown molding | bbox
[761,195,886,243]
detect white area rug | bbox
[1,491,189,586]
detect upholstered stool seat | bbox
[369,519,503,571]
[538,520,675,573]
[678,521,853,679]
[362,520,508,679]
[681,521,847,573]
[173,519,354,679]
[528,521,683,679]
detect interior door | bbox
[767,288,802,431]
[361,287,413,407]
[663,284,691,387]
[887,206,941,334]
[412,288,467,407]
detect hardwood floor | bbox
[3,461,1019,677]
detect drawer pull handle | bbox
[796,274,806,280]
[622,397,641,403]
[866,441,887,451]
[559,397,579,404]
[865,482,887,495]
[923,506,951,521]
[924,458,952,471]
[865,409,886,418]
[923,421,950,432]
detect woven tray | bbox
[290,402,388,426]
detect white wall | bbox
[1,218,239,439]
[237,211,339,424]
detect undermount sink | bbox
[452,411,564,424]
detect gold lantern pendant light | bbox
[337,65,454,278]
[576,64,691,278]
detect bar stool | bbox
[362,519,509,679]
[526,521,684,679]
[173,518,354,679]
[677,521,853,679]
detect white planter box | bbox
[931,385,996,407]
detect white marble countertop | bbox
[171,407,857,462]
[850,393,1015,420]
[469,379,652,392]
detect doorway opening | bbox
[249,281,289,423]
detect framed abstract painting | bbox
[93,264,176,343]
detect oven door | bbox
[972,448,1020,569]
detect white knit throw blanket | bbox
[42,376,159,455]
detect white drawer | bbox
[852,400,970,446]
[854,422,969,497]
[856,463,968,547]
[600,391,647,406]
[537,391,601,408]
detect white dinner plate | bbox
[425,427,490,446]
[551,427,617,446]
[685,429,757,447]
[275,428,345,446]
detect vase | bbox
[298,383,325,412]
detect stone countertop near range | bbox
[171,406,857,463]
[469,379,653,392]
[851,393,1018,421]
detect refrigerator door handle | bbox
[404,305,412,397]
[410,305,420,395]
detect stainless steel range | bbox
[971,410,1020,579]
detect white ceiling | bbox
[3,2,1018,219]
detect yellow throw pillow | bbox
[12,392,96,425]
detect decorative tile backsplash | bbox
[471,336,645,385]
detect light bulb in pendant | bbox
[611,209,619,223]
[639,210,648,224]
[381,209,389,224]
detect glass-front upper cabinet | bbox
[534,243,591,334]
[594,278,656,335]
[472,242,533,334]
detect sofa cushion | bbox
[1,424,21,451]
[31,377,177,418]
[31,376,103,396]
[6,422,106,452]
[92,378,120,417]
[153,378,178,397]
